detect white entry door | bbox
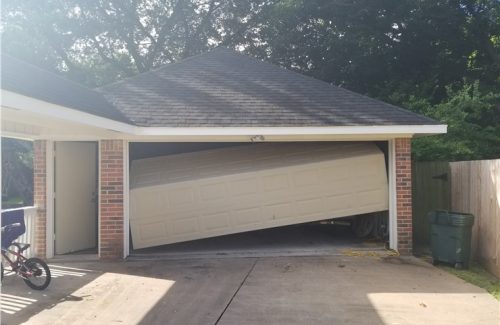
[55,142,97,254]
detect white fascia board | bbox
[1,90,134,134]
[135,125,447,137]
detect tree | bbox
[411,81,500,161]
[1,138,33,208]
[2,1,498,94]
[1,0,269,86]
[246,0,500,102]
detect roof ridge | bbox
[97,46,234,90]
[98,47,330,91]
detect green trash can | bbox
[429,210,474,269]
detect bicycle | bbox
[1,223,51,290]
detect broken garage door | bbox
[130,142,388,249]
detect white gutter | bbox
[136,125,447,137]
[1,90,447,139]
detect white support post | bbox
[45,140,55,259]
[123,140,130,258]
[97,140,101,258]
[388,139,398,250]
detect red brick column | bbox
[99,140,125,260]
[33,140,47,258]
[395,138,413,255]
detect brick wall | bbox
[99,140,125,260]
[395,138,413,255]
[33,140,47,258]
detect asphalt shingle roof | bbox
[0,54,130,124]
[99,47,439,127]
[2,49,439,128]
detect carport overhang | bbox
[1,89,447,260]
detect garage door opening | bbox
[128,141,389,257]
[130,215,388,259]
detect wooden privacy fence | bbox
[413,159,500,277]
[450,160,500,278]
[412,162,451,252]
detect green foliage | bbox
[248,0,500,101]
[1,138,33,208]
[2,1,499,92]
[0,0,269,87]
[411,82,500,161]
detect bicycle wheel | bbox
[22,258,51,290]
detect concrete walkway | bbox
[1,255,498,325]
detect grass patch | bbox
[438,262,500,300]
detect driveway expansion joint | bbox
[214,258,259,325]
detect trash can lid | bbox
[449,213,474,227]
[428,210,474,227]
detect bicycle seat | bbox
[13,242,31,252]
[16,243,31,252]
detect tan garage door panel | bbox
[130,142,388,249]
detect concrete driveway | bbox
[1,255,499,325]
